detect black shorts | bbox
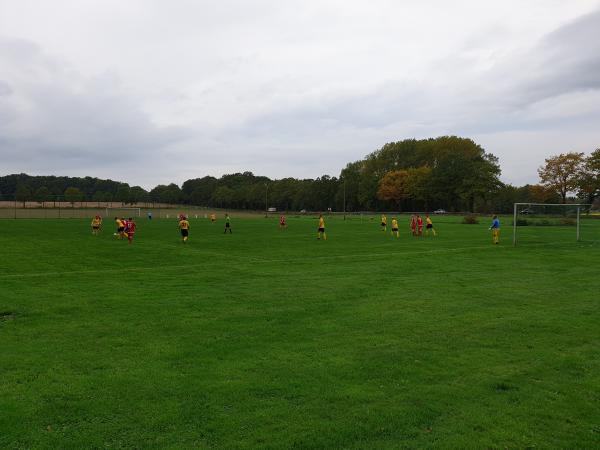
[118,227,124,232]
[93,226,99,230]
[318,227,325,233]
[181,229,189,237]
[426,224,433,229]
[381,222,386,226]
[392,228,398,232]
[225,222,230,228]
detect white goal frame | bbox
[106,207,141,217]
[513,203,590,246]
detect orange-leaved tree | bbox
[377,170,410,209]
[537,152,586,204]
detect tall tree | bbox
[538,152,586,203]
[377,170,410,209]
[15,184,32,207]
[405,166,432,209]
[64,187,84,205]
[34,186,52,203]
[578,149,600,203]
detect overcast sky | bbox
[1,0,600,189]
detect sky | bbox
[1,0,600,189]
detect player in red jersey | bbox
[416,214,424,236]
[279,215,287,230]
[410,214,417,236]
[125,217,136,244]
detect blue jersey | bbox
[491,218,500,229]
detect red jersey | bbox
[280,216,285,224]
[125,221,136,233]
[410,217,417,228]
[417,217,423,227]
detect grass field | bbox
[1,215,599,449]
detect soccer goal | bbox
[106,207,141,218]
[512,203,591,246]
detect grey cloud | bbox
[514,9,600,105]
[0,37,188,186]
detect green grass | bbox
[1,215,599,449]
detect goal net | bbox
[106,207,141,218]
[512,203,591,246]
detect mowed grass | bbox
[0,215,599,449]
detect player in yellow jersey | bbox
[114,217,125,239]
[381,214,387,232]
[210,213,216,223]
[178,216,190,243]
[390,217,399,238]
[317,214,327,240]
[425,214,436,236]
[91,215,102,235]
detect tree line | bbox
[1,137,598,212]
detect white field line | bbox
[0,240,585,280]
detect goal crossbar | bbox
[512,203,591,246]
[106,207,141,217]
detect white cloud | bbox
[1,0,599,188]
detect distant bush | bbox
[462,214,479,224]
[559,218,576,226]
[515,219,529,226]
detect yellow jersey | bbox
[426,217,433,225]
[318,217,325,228]
[91,218,101,226]
[115,219,123,228]
[391,219,398,229]
[381,215,387,224]
[179,219,190,230]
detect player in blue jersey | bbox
[489,215,500,244]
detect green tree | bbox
[64,187,84,205]
[211,186,235,207]
[185,177,218,206]
[538,152,586,203]
[129,186,149,204]
[115,185,131,204]
[92,191,113,202]
[15,184,32,206]
[34,186,52,203]
[578,149,600,203]
[405,166,432,209]
[150,184,182,204]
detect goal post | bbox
[512,203,591,246]
[105,207,141,218]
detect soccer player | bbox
[417,214,424,236]
[425,214,436,236]
[224,214,232,234]
[381,214,387,232]
[317,214,326,240]
[91,215,102,235]
[125,217,136,244]
[279,214,287,230]
[210,213,216,223]
[114,216,125,239]
[410,215,417,236]
[391,217,399,238]
[489,215,500,244]
[179,215,190,243]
